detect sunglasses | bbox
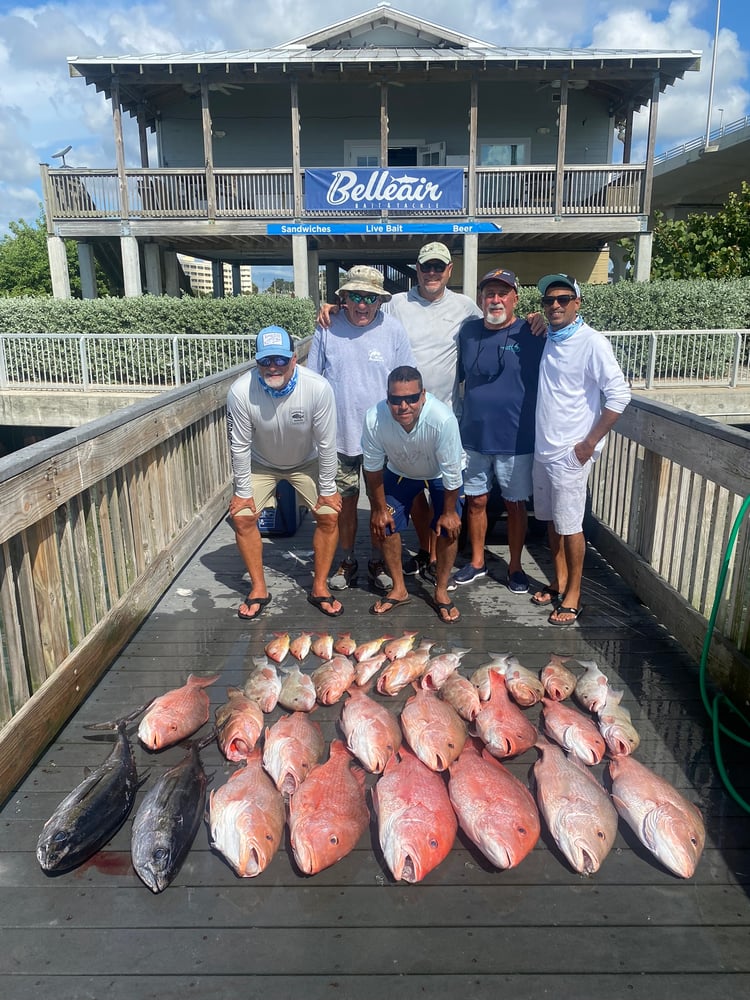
[347,292,379,305]
[257,355,291,368]
[542,294,577,306]
[418,261,447,273]
[387,391,422,406]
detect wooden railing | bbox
[590,397,750,701]
[0,364,242,800]
[42,163,647,222]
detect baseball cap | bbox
[255,325,295,361]
[417,242,452,266]
[479,268,518,291]
[537,273,581,297]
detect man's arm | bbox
[315,302,340,330]
[575,408,624,464]
[434,487,462,542]
[364,468,395,542]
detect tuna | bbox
[540,697,606,766]
[533,736,618,874]
[214,686,264,762]
[262,711,325,797]
[449,737,540,870]
[400,686,466,771]
[609,754,706,878]
[288,740,370,875]
[208,749,285,877]
[474,670,538,759]
[137,673,220,751]
[541,653,577,701]
[243,658,282,713]
[340,686,402,773]
[130,739,209,893]
[310,654,356,705]
[372,747,457,883]
[37,715,140,873]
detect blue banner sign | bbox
[305,168,464,212]
[267,221,503,236]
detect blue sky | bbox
[0,1,747,286]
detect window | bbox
[479,139,530,166]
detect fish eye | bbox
[153,848,169,862]
[597,830,606,839]
[329,835,339,845]
[429,838,438,849]
[517,826,527,835]
[52,831,68,845]
[266,834,274,842]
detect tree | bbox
[0,213,112,297]
[620,182,750,280]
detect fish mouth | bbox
[392,848,421,884]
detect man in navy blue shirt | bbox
[452,268,545,594]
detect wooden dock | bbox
[1,510,748,1000]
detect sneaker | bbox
[368,559,393,593]
[419,559,437,587]
[449,563,487,587]
[507,570,529,595]
[403,548,429,576]
[329,558,358,591]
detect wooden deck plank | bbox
[1,512,749,998]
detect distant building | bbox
[178,255,254,296]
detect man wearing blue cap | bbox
[226,325,343,620]
[531,274,631,626]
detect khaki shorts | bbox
[335,452,364,499]
[235,458,337,517]
[532,451,592,535]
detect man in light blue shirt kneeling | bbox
[362,366,465,624]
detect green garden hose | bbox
[698,493,750,812]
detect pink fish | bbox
[597,688,640,757]
[311,632,334,660]
[541,653,577,701]
[288,740,369,875]
[609,754,705,878]
[262,712,325,797]
[473,671,538,759]
[208,749,285,877]
[383,630,420,661]
[449,737,540,870]
[372,747,457,883]
[243,659,281,713]
[376,647,432,696]
[340,686,402,773]
[289,631,314,661]
[354,654,387,687]
[533,736,618,874]
[400,686,466,771]
[265,632,291,663]
[540,697,606,766]
[278,664,316,712]
[500,653,545,708]
[354,635,390,662]
[333,632,358,656]
[420,648,470,691]
[214,687,264,762]
[137,673,220,750]
[574,659,610,714]
[310,654,356,705]
[438,672,482,722]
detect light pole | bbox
[703,0,721,149]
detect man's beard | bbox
[484,307,508,326]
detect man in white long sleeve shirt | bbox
[226,325,343,620]
[531,275,631,627]
[362,365,465,624]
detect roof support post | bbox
[554,78,569,217]
[641,74,660,218]
[111,76,130,221]
[292,235,310,299]
[467,77,478,217]
[290,78,303,217]
[462,232,478,300]
[137,104,150,167]
[201,80,217,219]
[380,82,389,221]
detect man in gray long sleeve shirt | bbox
[226,326,343,620]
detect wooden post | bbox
[290,78,302,218]
[137,104,150,167]
[554,79,569,217]
[467,78,478,217]
[641,74,660,218]
[380,82,389,221]
[110,76,130,221]
[201,80,216,219]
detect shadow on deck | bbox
[1,509,748,999]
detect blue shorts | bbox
[382,468,464,537]
[463,449,533,502]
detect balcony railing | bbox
[1,330,746,394]
[44,164,647,222]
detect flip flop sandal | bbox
[237,594,272,621]
[368,596,412,616]
[433,599,461,624]
[531,586,561,607]
[307,594,345,618]
[548,605,583,627]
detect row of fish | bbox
[36,640,706,890]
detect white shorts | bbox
[532,450,592,535]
